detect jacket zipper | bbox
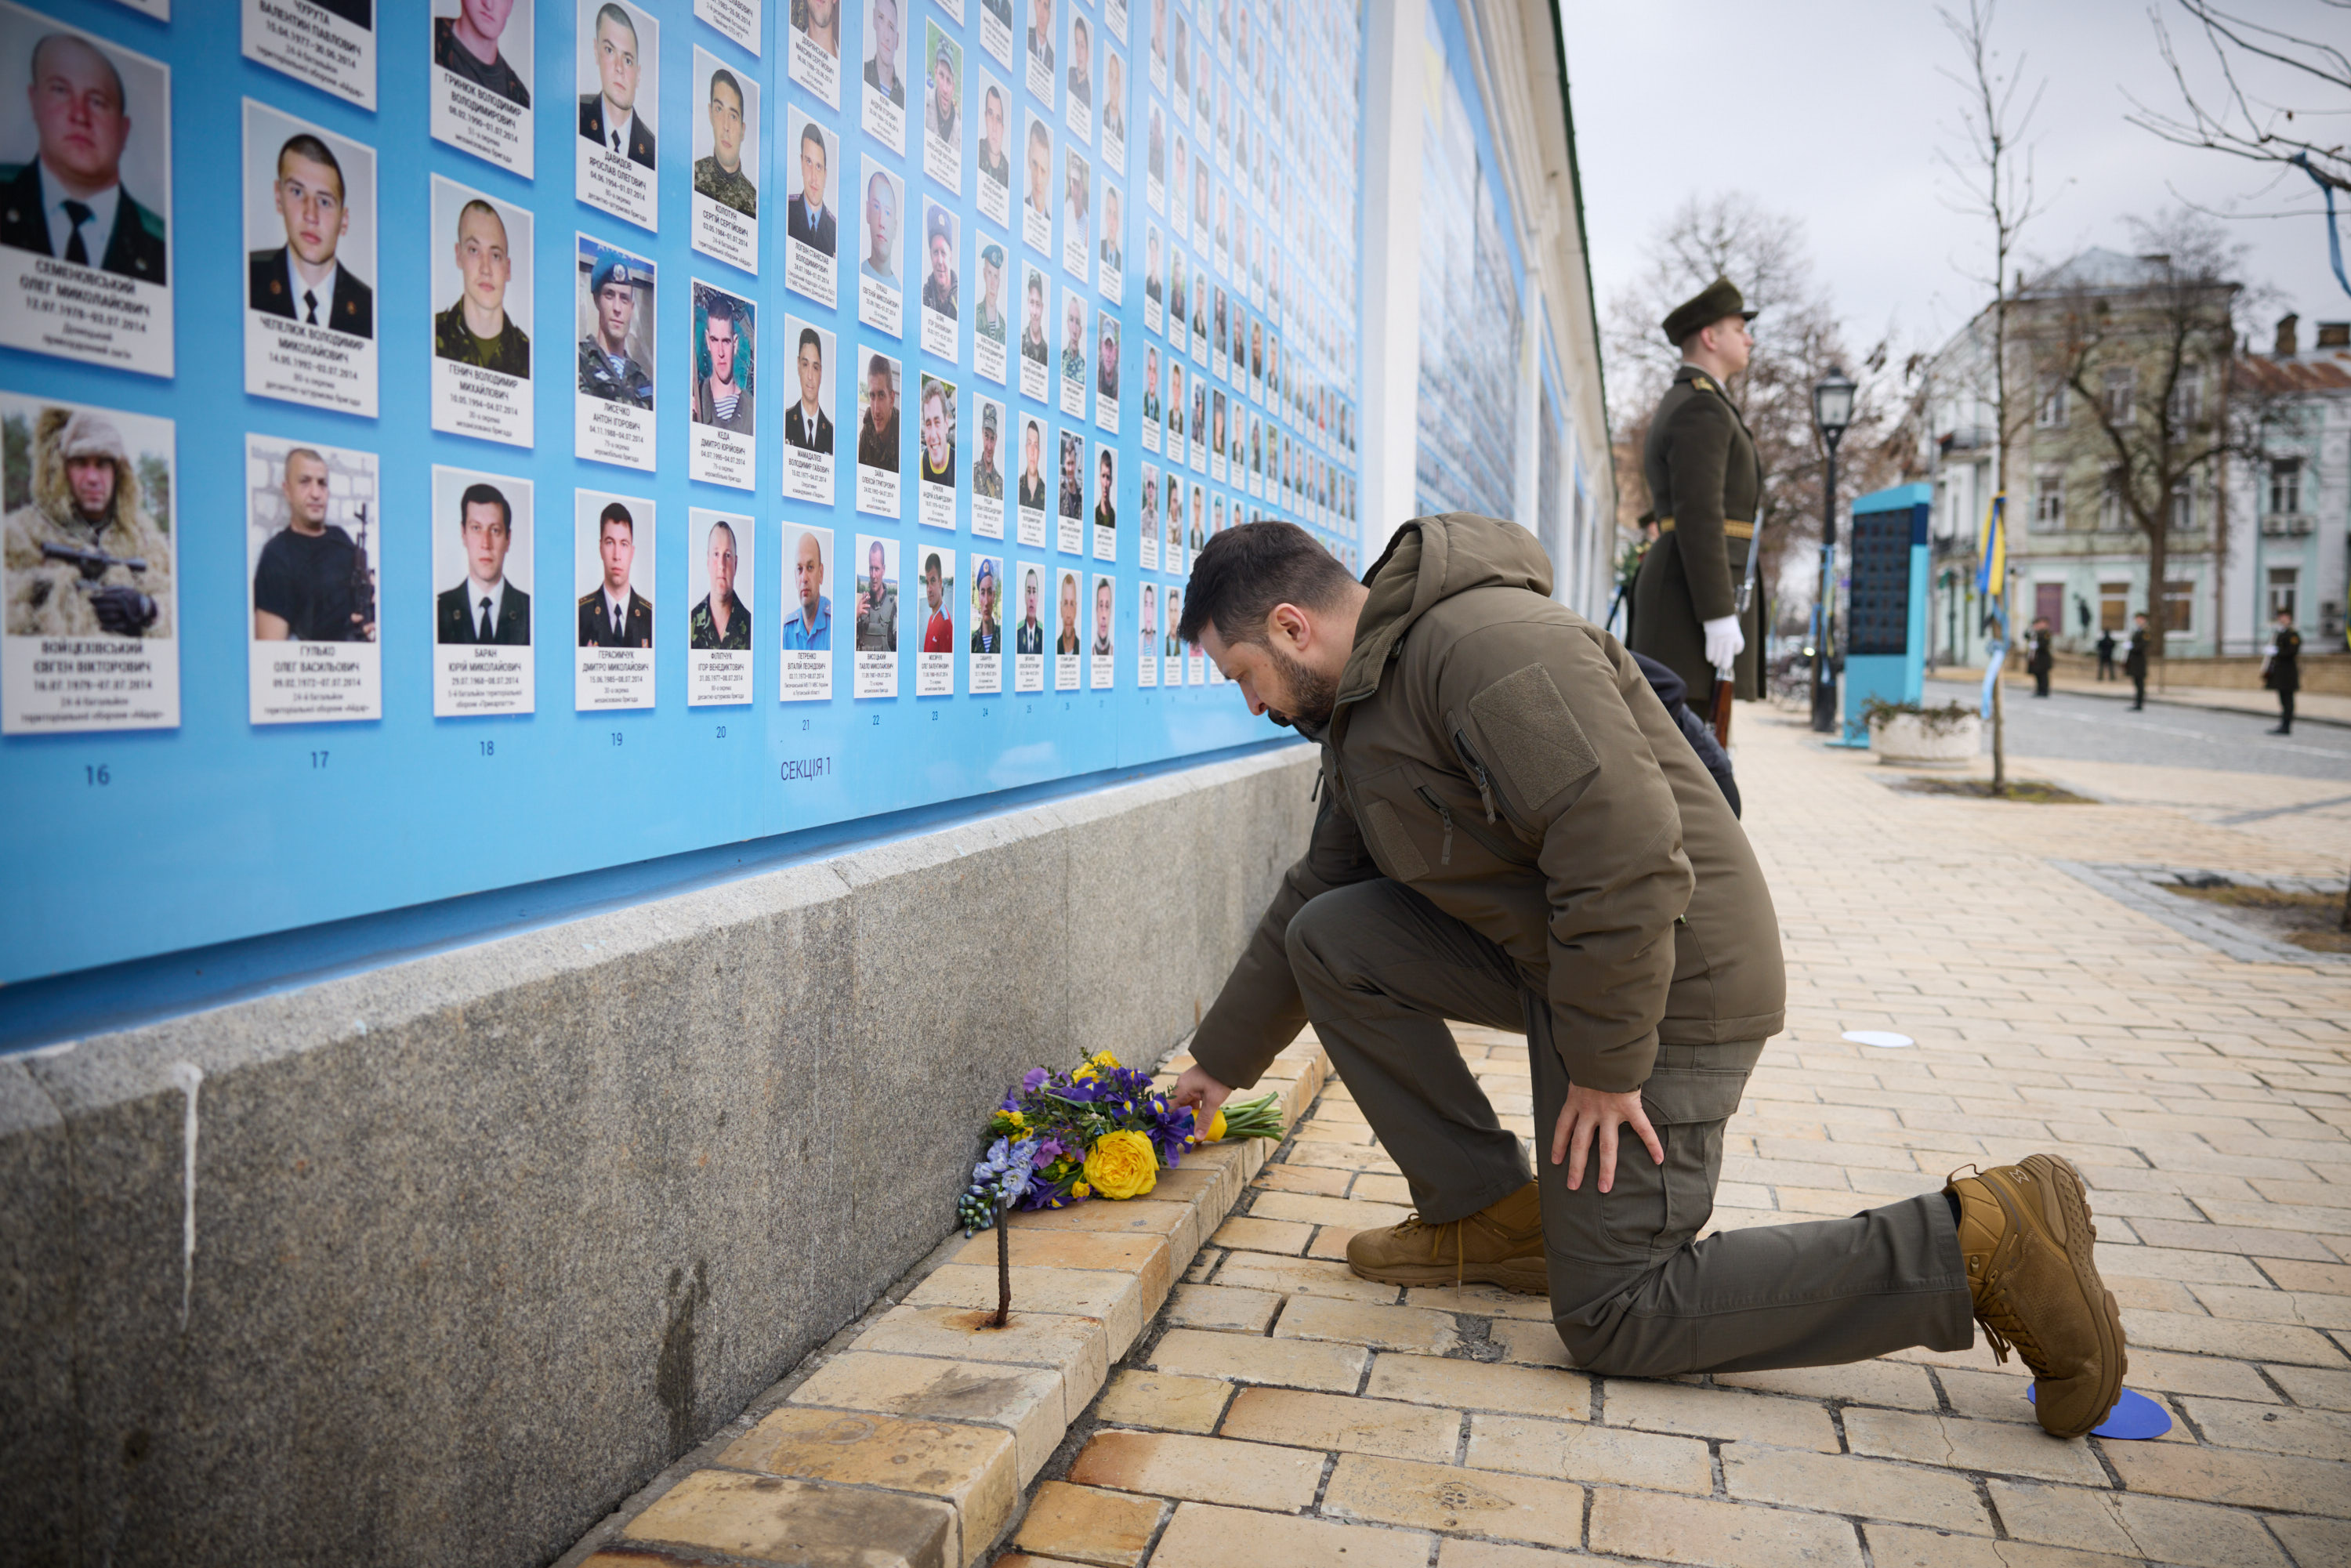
[1451,727,1531,834]
[1414,786,1454,866]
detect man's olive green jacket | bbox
[1190,512,1785,1100]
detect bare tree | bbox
[2127,2,2351,196]
[1936,0,2047,793]
[1603,194,1899,637]
[2022,214,2281,676]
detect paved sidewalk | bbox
[1002,712,2351,1568]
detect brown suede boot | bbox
[1344,1182,1546,1295]
[1947,1155,2126,1438]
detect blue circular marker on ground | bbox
[2027,1385,2172,1439]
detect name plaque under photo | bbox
[243,0,376,110]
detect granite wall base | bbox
[0,744,1316,1568]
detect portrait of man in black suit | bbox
[577,501,652,648]
[786,325,835,453]
[435,483,531,644]
[0,31,166,284]
[578,2,655,168]
[787,119,835,255]
[248,132,372,339]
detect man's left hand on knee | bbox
[1551,1084,1664,1193]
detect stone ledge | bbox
[569,1035,1330,1568]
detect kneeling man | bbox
[1170,516,2125,1438]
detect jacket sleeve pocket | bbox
[1466,664,1599,817]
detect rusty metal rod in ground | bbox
[992,1200,1012,1327]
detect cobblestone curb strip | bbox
[557,1040,1331,1568]
[2054,860,2351,969]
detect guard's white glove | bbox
[1702,614,1745,674]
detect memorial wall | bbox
[0,0,1366,989]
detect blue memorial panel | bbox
[0,0,1365,985]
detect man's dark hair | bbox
[709,67,743,107]
[800,120,826,156]
[459,482,510,531]
[703,292,736,325]
[925,551,943,576]
[799,325,821,357]
[277,133,346,200]
[600,501,635,537]
[1177,520,1353,646]
[596,2,637,47]
[867,352,891,382]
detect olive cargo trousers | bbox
[1284,880,1977,1376]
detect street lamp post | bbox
[1809,367,1857,734]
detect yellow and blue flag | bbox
[1976,492,2006,599]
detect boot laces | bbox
[1393,1212,1467,1292]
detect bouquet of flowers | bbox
[957,1052,1284,1233]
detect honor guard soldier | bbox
[578,251,654,408]
[1633,277,1765,707]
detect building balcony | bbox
[2261,512,2314,538]
[1937,425,1994,454]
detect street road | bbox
[1922,678,2351,783]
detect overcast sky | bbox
[1563,0,2347,407]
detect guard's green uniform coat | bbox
[1633,364,1766,701]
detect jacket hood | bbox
[1338,512,1552,705]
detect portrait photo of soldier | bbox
[1062,145,1089,255]
[857,349,900,473]
[1089,574,1111,654]
[972,400,1003,499]
[860,165,898,285]
[1139,579,1156,652]
[577,244,653,407]
[853,534,897,651]
[3,404,172,639]
[1143,346,1160,423]
[0,21,167,284]
[436,0,532,108]
[1092,444,1116,532]
[969,556,1001,654]
[577,498,650,648]
[1017,415,1045,510]
[787,114,837,257]
[1103,51,1124,145]
[918,374,956,488]
[692,58,756,216]
[252,443,371,643]
[1056,429,1082,524]
[976,241,1006,346]
[433,191,531,378]
[1061,292,1086,389]
[977,79,1009,188]
[918,549,951,653]
[434,480,528,645]
[863,0,904,109]
[1015,564,1044,654]
[792,0,841,63]
[1148,102,1163,185]
[1097,311,1119,399]
[1055,567,1079,654]
[1163,585,1181,657]
[693,284,753,434]
[1168,359,1184,442]
[578,1,654,167]
[1100,183,1122,273]
[1024,112,1051,228]
[1067,12,1091,113]
[781,525,831,650]
[247,121,372,338]
[688,515,749,649]
[786,320,834,453]
[1139,461,1158,542]
[921,201,957,319]
[1027,0,1056,80]
[1020,264,1048,371]
[923,24,958,147]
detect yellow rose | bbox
[1190,1105,1226,1143]
[1082,1130,1159,1200]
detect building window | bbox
[2268,567,2298,622]
[2269,457,2302,516]
[2099,580,2130,632]
[2098,466,2130,531]
[2162,578,2194,636]
[2036,382,2067,428]
[2169,480,2194,534]
[2103,365,2137,425]
[2168,367,2202,429]
[2032,471,2064,531]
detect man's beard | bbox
[1262,640,1336,731]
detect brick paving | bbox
[1001,711,2351,1568]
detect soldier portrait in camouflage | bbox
[578,247,653,408]
[691,63,756,218]
[435,194,531,378]
[3,404,173,640]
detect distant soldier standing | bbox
[1634,279,1765,708]
[2124,612,2150,711]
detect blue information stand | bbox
[1842,482,1932,744]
